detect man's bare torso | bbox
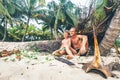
[71,35,82,49]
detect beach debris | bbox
[107,62,120,71]
[82,25,111,78]
[0,49,21,60]
[0,49,20,57]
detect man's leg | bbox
[77,41,89,56]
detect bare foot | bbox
[66,55,74,59]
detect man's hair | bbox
[70,27,78,32]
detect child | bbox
[52,31,74,59]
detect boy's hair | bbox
[64,30,70,35]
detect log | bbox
[0,40,61,53]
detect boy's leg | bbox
[70,47,77,55]
[65,46,74,59]
[59,50,66,55]
[65,46,73,55]
[52,50,59,55]
[52,50,62,56]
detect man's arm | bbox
[77,35,88,55]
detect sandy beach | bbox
[0,50,120,80]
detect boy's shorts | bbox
[60,47,66,51]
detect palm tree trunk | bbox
[22,16,30,42]
[99,9,120,55]
[2,19,7,41]
[50,26,53,39]
[54,6,61,40]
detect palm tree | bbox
[86,0,120,55]
[11,0,46,41]
[37,0,79,39]
[99,0,120,55]
[0,0,13,41]
[53,0,79,39]
[76,0,120,55]
[35,6,55,39]
[35,0,79,39]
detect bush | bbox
[7,25,52,41]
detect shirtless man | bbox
[69,27,88,56]
[52,31,74,58]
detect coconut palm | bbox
[77,0,120,55]
[53,0,79,39]
[11,0,46,41]
[0,0,13,41]
[87,0,120,55]
[36,0,79,39]
[99,0,120,55]
[35,5,55,39]
[35,0,78,39]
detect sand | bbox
[0,42,120,80]
[0,51,120,80]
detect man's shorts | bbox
[75,48,87,56]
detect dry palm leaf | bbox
[82,25,111,78]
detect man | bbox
[69,27,88,56]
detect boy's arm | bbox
[68,38,71,47]
[52,40,63,55]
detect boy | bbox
[52,31,74,59]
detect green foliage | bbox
[93,0,107,24]
[3,0,15,15]
[20,50,38,59]
[0,0,83,41]
[0,2,11,18]
[66,10,78,26]
[3,58,9,62]
[115,37,120,47]
[7,25,23,41]
[11,0,47,41]
[0,0,118,42]
[39,0,46,6]
[43,0,79,39]
[7,24,52,41]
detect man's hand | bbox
[77,46,86,56]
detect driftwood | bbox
[82,25,111,78]
[0,49,20,57]
[0,49,21,60]
[107,62,120,71]
[0,40,61,53]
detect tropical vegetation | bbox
[0,0,120,54]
